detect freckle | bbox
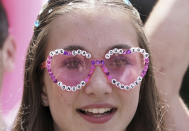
[56,86,64,97]
[159,67,165,73]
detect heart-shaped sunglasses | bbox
[41,47,149,92]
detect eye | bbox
[63,57,83,70]
[109,55,129,68]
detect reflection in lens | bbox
[51,55,91,86]
[105,53,144,86]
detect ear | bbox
[41,85,49,106]
[2,35,16,72]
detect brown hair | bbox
[0,0,9,48]
[13,0,165,131]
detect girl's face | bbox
[43,7,142,131]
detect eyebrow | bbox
[63,44,131,52]
[107,44,131,51]
[64,45,86,51]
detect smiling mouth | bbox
[76,107,117,124]
[77,108,117,115]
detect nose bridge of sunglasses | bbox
[89,60,112,81]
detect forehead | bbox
[47,6,138,57]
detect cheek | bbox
[118,85,140,127]
[44,73,78,129]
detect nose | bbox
[84,66,112,97]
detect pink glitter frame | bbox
[41,47,150,92]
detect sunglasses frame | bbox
[41,47,150,92]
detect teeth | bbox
[83,108,112,114]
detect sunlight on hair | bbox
[42,0,49,5]
[88,0,95,7]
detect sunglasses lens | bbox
[105,53,144,86]
[51,55,91,86]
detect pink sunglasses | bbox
[41,47,149,92]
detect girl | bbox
[13,0,165,130]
